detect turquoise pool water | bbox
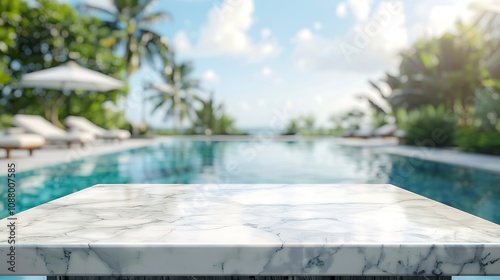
[1,139,499,224]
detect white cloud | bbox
[297,28,313,41]
[291,1,408,74]
[202,69,219,83]
[260,43,275,55]
[347,0,374,21]
[240,101,250,111]
[313,22,322,30]
[315,95,323,105]
[411,0,475,38]
[261,67,272,76]
[261,28,271,38]
[173,0,280,61]
[336,2,347,17]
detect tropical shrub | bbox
[454,127,500,155]
[190,94,238,135]
[471,88,500,131]
[283,118,299,135]
[0,115,12,130]
[404,105,457,147]
[455,88,500,155]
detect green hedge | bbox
[404,105,456,147]
[455,127,500,155]
[0,115,12,130]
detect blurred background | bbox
[0,0,498,154]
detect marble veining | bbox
[0,184,499,276]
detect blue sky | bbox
[84,0,477,129]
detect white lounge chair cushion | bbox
[5,127,27,135]
[65,116,105,136]
[12,114,95,143]
[354,125,375,137]
[13,114,67,137]
[374,124,397,136]
[65,116,130,140]
[0,134,46,148]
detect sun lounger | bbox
[64,116,131,141]
[0,133,46,158]
[373,123,397,137]
[341,129,356,137]
[12,114,95,148]
[394,129,406,144]
[353,125,374,138]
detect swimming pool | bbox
[1,139,499,224]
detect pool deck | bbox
[1,183,499,276]
[335,138,500,174]
[1,136,499,176]
[0,137,168,176]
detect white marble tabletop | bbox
[0,184,499,276]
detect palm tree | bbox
[83,0,171,75]
[303,114,315,132]
[192,92,223,135]
[191,93,237,135]
[357,79,392,114]
[470,2,500,78]
[341,110,365,131]
[148,61,203,127]
[359,25,485,116]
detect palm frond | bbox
[151,98,167,114]
[81,3,117,17]
[134,0,155,16]
[140,11,171,26]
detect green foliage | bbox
[0,0,126,127]
[0,1,21,85]
[367,18,500,155]
[0,114,13,130]
[284,118,299,135]
[303,114,315,131]
[283,115,337,136]
[471,88,500,131]
[471,2,500,71]
[84,0,171,75]
[340,110,365,131]
[103,109,131,131]
[372,112,387,128]
[455,127,500,155]
[380,23,492,117]
[404,105,457,147]
[148,60,202,125]
[454,88,500,155]
[190,94,238,135]
[283,115,315,135]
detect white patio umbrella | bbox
[20,61,125,126]
[20,61,124,91]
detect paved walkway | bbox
[336,137,500,173]
[0,138,166,176]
